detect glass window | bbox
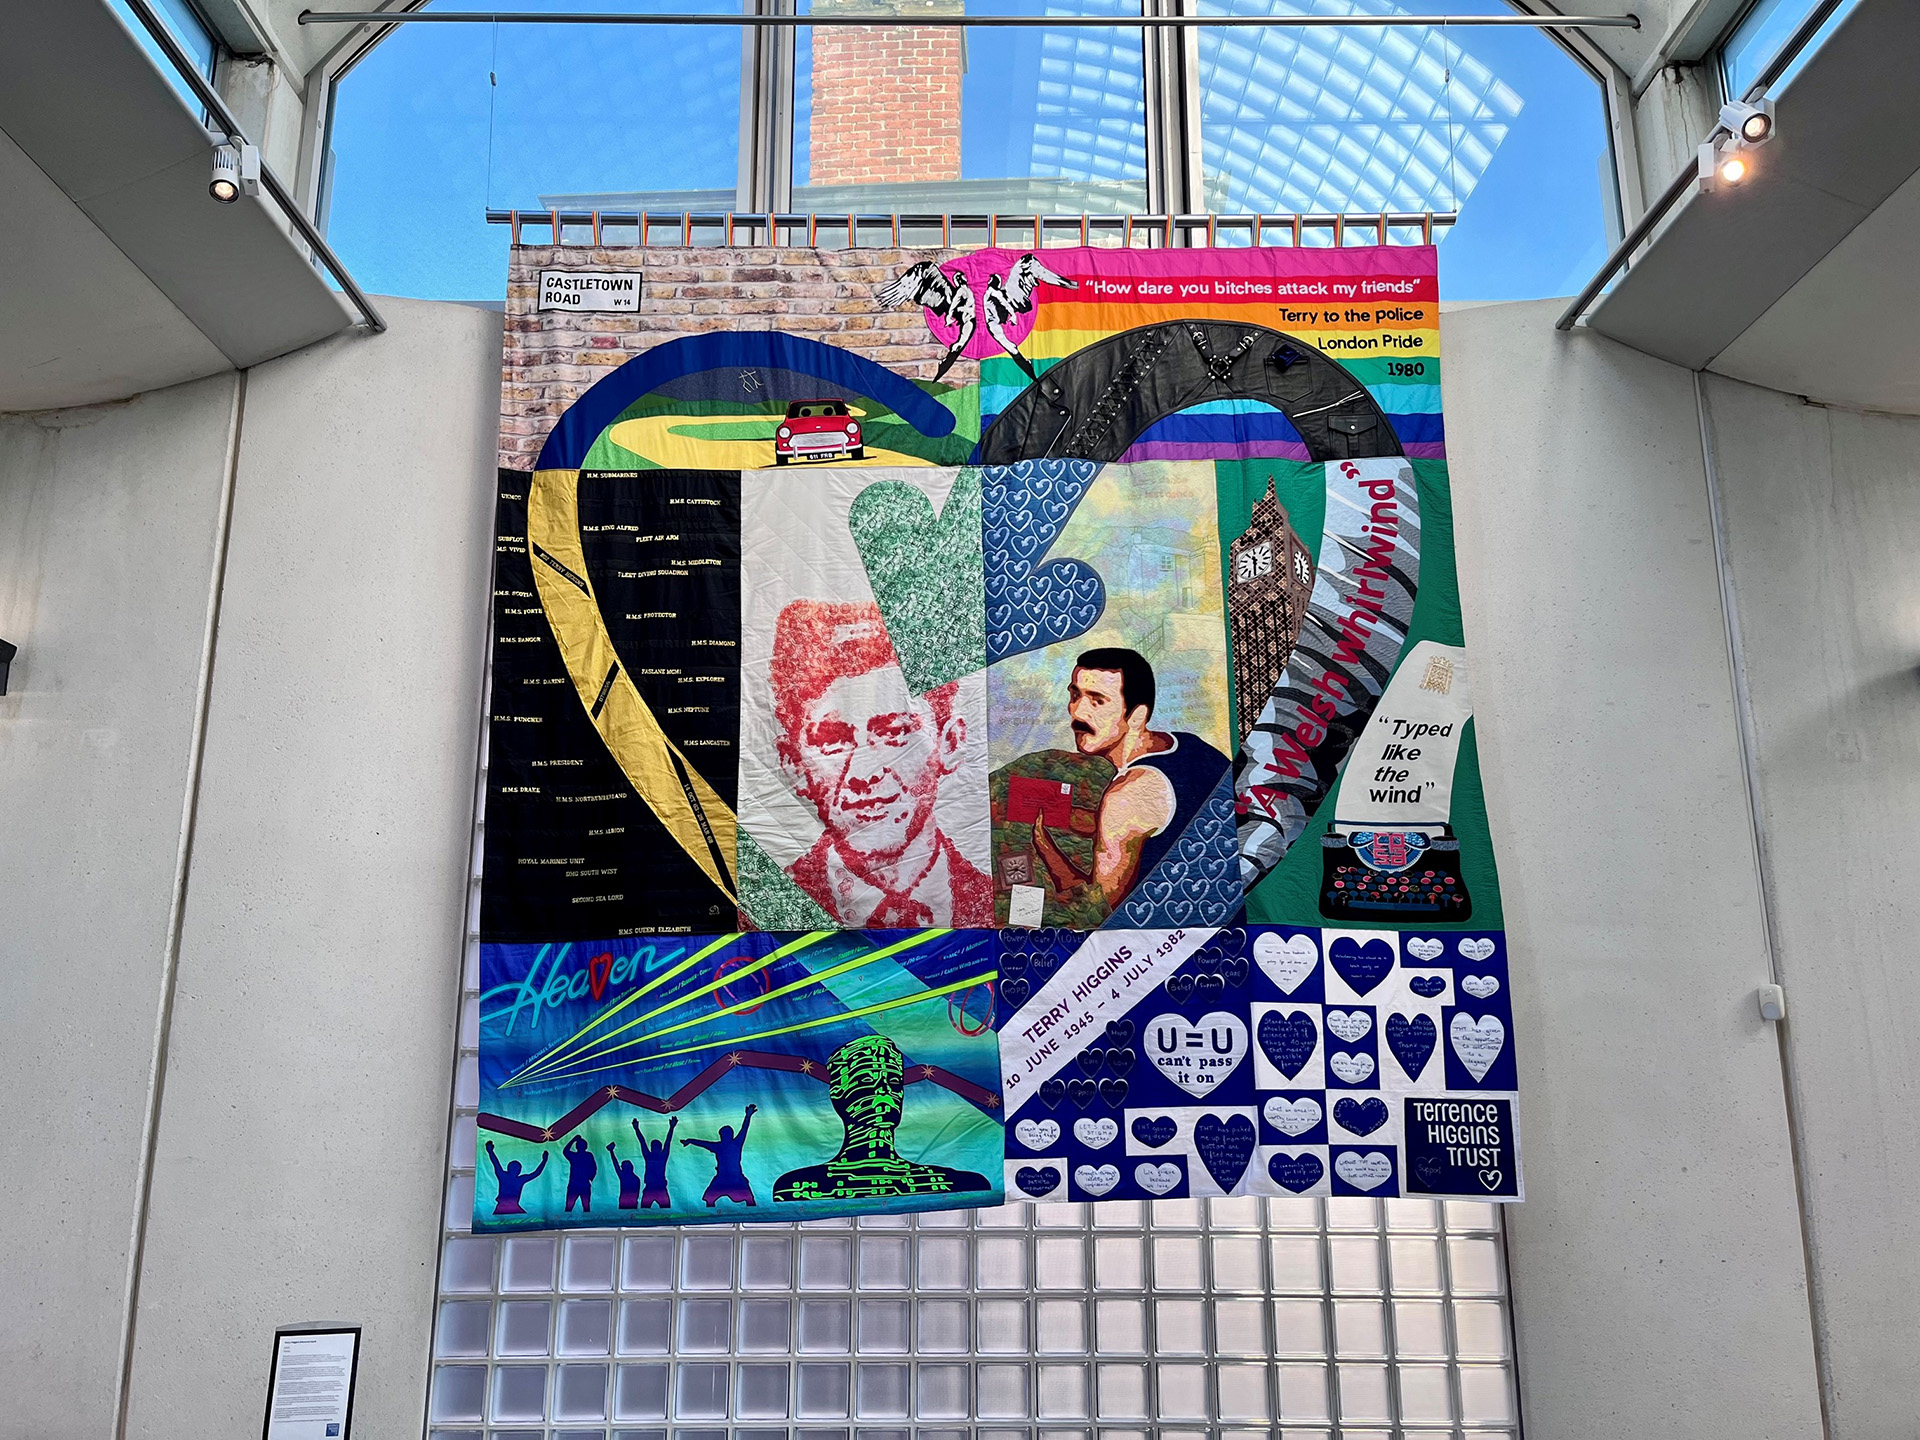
[107,0,218,111]
[792,0,1149,215]
[1720,0,1864,99]
[1197,0,1614,301]
[323,0,744,300]
[323,0,1614,302]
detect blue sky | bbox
[323,0,1611,303]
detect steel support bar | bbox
[119,0,387,332]
[301,7,1638,27]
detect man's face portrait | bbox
[1068,665,1134,759]
[786,659,965,861]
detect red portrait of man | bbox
[771,600,994,928]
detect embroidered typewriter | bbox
[1318,640,1475,923]
[1322,823,1471,920]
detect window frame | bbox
[300,0,1631,240]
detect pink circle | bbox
[921,252,1055,360]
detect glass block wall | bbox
[433,736,1521,1439]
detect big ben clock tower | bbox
[1227,479,1315,743]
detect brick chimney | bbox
[808,0,965,186]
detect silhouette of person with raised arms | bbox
[486,1141,547,1217]
[632,1116,678,1209]
[606,1139,642,1210]
[681,1104,758,1208]
[774,1034,991,1201]
[563,1135,598,1213]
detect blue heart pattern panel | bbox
[998,927,1259,1202]
[1243,925,1521,1199]
[995,925,1520,1202]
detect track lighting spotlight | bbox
[210,144,239,202]
[1698,134,1754,193]
[1719,98,1776,145]
[209,139,261,204]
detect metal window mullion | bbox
[424,541,498,1436]
[1376,1202,1406,1439]
[742,0,796,220]
[1433,1203,1467,1440]
[1257,1198,1280,1437]
[1140,0,1181,227]
[1496,1206,1525,1440]
[1317,1199,1342,1439]
[1199,1200,1216,1429]
[1136,1214,1158,1431]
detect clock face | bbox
[1293,550,1312,584]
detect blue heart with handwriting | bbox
[1328,936,1394,995]
[982,461,1106,662]
[1333,1096,1389,1136]
[1268,1152,1324,1193]
[1000,976,1029,1007]
[1015,1165,1061,1198]
[1077,1049,1106,1076]
[1164,974,1195,1003]
[1414,1153,1448,1189]
[1408,975,1444,998]
[1066,1078,1097,1108]
[1257,1010,1318,1080]
[1131,1115,1178,1149]
[1039,1078,1066,1108]
[1194,1114,1256,1191]
[1384,1013,1437,1081]
[1098,1077,1130,1107]
[1106,1047,1136,1077]
[1000,951,1028,977]
[1104,1020,1134,1047]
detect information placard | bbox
[262,1326,360,1440]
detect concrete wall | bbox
[0,298,498,1440]
[118,298,502,1438]
[1440,300,1826,1438]
[0,374,237,1440]
[1701,372,1920,1438]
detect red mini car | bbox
[775,399,864,464]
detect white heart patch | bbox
[1326,1008,1372,1044]
[1134,1162,1183,1196]
[1075,1163,1121,1197]
[1460,975,1500,1000]
[1264,1096,1322,1137]
[1146,1011,1249,1097]
[1478,1169,1504,1192]
[1015,1118,1061,1151]
[1334,1150,1394,1191]
[1073,1117,1119,1150]
[1406,936,1444,962]
[1253,931,1319,993]
[1457,937,1497,963]
[1329,1051,1375,1084]
[1450,1013,1505,1082]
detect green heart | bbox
[848,470,987,694]
[736,830,833,931]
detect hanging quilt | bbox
[478,240,1520,1228]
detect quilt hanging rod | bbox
[302,8,1638,28]
[488,209,1459,247]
